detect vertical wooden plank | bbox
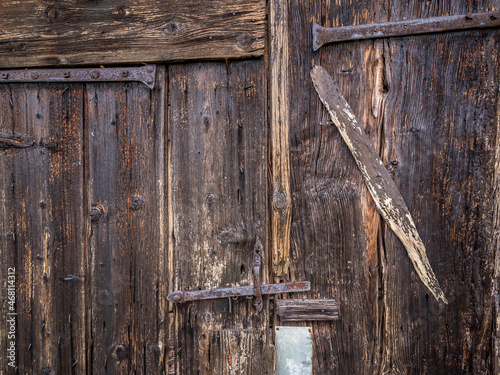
[288,0,499,373]
[494,79,500,375]
[0,83,86,374]
[168,60,268,374]
[85,68,166,374]
[381,28,500,373]
[269,0,292,279]
[286,1,388,373]
[209,330,274,374]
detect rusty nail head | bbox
[90,71,100,79]
[31,72,39,80]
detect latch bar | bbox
[167,281,310,304]
[0,65,156,89]
[313,10,500,50]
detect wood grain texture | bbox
[494,80,500,375]
[85,67,167,374]
[380,25,499,375]
[276,299,339,321]
[168,60,269,374]
[269,0,292,279]
[310,65,447,304]
[286,0,499,373]
[209,330,274,374]
[0,0,265,69]
[0,83,86,374]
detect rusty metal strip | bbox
[0,65,156,89]
[313,10,500,50]
[167,281,310,303]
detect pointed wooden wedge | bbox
[310,65,447,304]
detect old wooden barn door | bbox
[1,0,500,374]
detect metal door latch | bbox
[167,240,310,310]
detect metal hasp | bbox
[0,65,156,89]
[167,239,310,306]
[313,10,500,50]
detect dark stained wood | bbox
[494,82,500,375]
[311,65,447,304]
[285,0,499,374]
[381,28,499,373]
[0,0,265,69]
[209,330,274,374]
[276,299,339,321]
[0,83,86,373]
[168,60,269,374]
[85,67,167,374]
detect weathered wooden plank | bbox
[0,0,265,69]
[209,330,274,375]
[276,299,339,321]
[168,60,268,374]
[85,68,166,374]
[286,2,389,373]
[311,65,447,304]
[494,79,500,375]
[0,83,86,373]
[287,0,500,373]
[380,24,499,374]
[269,0,292,279]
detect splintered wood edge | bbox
[310,65,448,304]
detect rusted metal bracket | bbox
[313,10,500,50]
[0,65,156,89]
[167,281,310,304]
[167,239,310,307]
[253,240,263,311]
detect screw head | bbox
[146,77,154,84]
[31,72,39,80]
[90,71,100,79]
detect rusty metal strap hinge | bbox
[0,65,156,89]
[313,10,500,50]
[167,239,310,311]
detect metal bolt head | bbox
[31,72,39,80]
[63,71,70,78]
[121,70,129,77]
[90,71,100,79]
[146,77,154,84]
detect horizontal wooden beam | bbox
[276,299,339,321]
[0,0,265,69]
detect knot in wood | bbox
[130,196,144,211]
[90,205,103,222]
[236,33,254,50]
[113,344,127,361]
[272,191,288,211]
[163,22,179,35]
